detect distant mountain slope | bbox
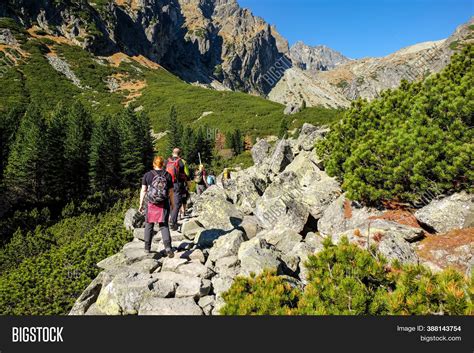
[269,18,474,108]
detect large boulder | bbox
[256,227,303,254]
[69,272,113,315]
[240,215,261,240]
[318,194,382,236]
[238,238,283,276]
[95,272,158,315]
[268,140,294,175]
[224,167,270,215]
[138,297,203,315]
[207,229,246,263]
[294,124,329,152]
[152,271,211,299]
[193,186,243,231]
[213,256,241,278]
[254,171,309,233]
[198,296,216,316]
[415,192,473,233]
[124,208,144,231]
[332,220,420,264]
[284,151,341,219]
[182,219,205,241]
[251,139,271,165]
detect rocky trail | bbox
[70,123,473,316]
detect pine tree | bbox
[166,106,181,158]
[137,111,155,172]
[118,107,146,188]
[4,104,48,204]
[63,102,93,200]
[278,118,289,139]
[0,106,22,181]
[89,116,122,193]
[181,127,195,162]
[43,104,67,201]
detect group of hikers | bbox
[138,148,231,257]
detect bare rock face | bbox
[290,41,350,72]
[5,0,287,94]
[415,192,474,234]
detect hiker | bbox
[166,148,189,231]
[206,170,216,186]
[195,164,207,195]
[222,168,231,187]
[139,156,174,258]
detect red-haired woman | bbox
[139,156,174,257]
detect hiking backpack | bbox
[207,175,216,185]
[166,158,186,183]
[147,170,168,204]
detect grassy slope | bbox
[1,18,342,139]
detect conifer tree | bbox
[118,107,146,188]
[137,111,155,172]
[89,116,122,193]
[63,102,93,199]
[166,106,181,157]
[4,104,48,203]
[43,104,67,201]
[0,106,22,181]
[278,118,289,138]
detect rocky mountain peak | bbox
[290,40,350,71]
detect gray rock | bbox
[211,275,235,297]
[318,194,382,236]
[154,271,210,299]
[188,249,206,264]
[284,104,301,115]
[238,238,283,276]
[0,29,17,45]
[161,257,189,272]
[182,219,205,240]
[124,208,144,231]
[240,215,261,240]
[208,230,245,263]
[198,295,215,316]
[69,272,111,315]
[294,124,329,152]
[177,261,214,279]
[97,253,128,271]
[256,227,303,254]
[151,280,176,298]
[214,256,241,278]
[95,272,158,315]
[193,186,243,232]
[252,139,271,165]
[224,168,263,215]
[333,220,419,264]
[268,140,294,174]
[254,172,309,233]
[194,229,228,248]
[139,297,203,316]
[415,192,473,233]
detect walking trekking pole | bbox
[198,152,202,166]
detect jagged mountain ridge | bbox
[2,0,288,94]
[290,41,350,71]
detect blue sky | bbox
[236,0,473,58]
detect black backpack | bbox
[147,170,168,204]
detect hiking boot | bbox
[170,224,179,231]
[165,249,174,258]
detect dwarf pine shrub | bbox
[221,238,473,315]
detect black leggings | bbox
[144,222,172,251]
